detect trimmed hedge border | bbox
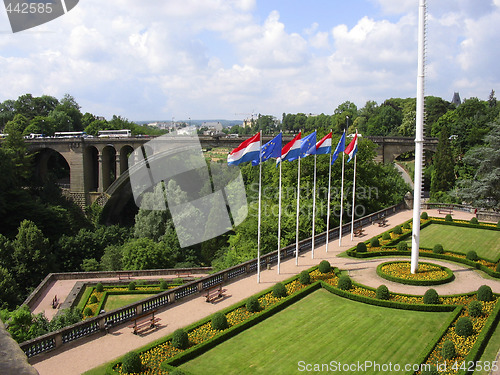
[376,261,455,286]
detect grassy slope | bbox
[180,289,453,375]
[103,294,157,311]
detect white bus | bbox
[0,133,8,139]
[24,133,44,139]
[98,129,132,138]
[54,131,86,138]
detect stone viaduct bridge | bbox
[25,135,437,217]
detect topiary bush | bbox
[246,296,260,313]
[272,282,288,298]
[470,217,479,225]
[160,280,169,290]
[318,260,331,273]
[356,242,367,253]
[445,214,453,222]
[421,212,429,220]
[397,241,408,251]
[299,270,310,285]
[403,222,411,230]
[376,285,390,300]
[382,232,391,241]
[171,329,189,349]
[128,281,136,291]
[393,226,402,235]
[423,289,440,304]
[89,295,98,304]
[211,312,228,331]
[96,283,104,293]
[122,351,142,373]
[84,307,93,317]
[441,340,455,360]
[370,237,380,247]
[468,300,483,317]
[477,285,493,302]
[433,244,444,254]
[466,250,478,261]
[338,275,352,290]
[455,317,474,337]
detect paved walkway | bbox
[30,209,500,375]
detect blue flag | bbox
[331,131,346,164]
[253,133,282,166]
[301,131,317,158]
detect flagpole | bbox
[295,153,301,265]
[277,151,282,274]
[350,153,357,241]
[257,130,263,283]
[326,130,333,252]
[339,152,345,246]
[311,134,317,259]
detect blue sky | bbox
[0,0,499,122]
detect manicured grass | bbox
[179,289,454,375]
[104,294,157,311]
[414,224,500,262]
[473,321,500,375]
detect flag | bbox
[332,131,346,164]
[253,133,282,166]
[227,132,260,165]
[278,132,301,163]
[344,131,358,162]
[315,132,332,155]
[301,131,317,158]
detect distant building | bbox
[243,118,253,128]
[452,92,461,107]
[202,122,223,136]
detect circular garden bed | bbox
[376,261,455,286]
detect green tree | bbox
[121,237,172,270]
[0,267,21,309]
[431,127,455,195]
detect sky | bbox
[0,0,499,122]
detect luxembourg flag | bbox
[344,131,358,162]
[227,132,261,165]
[277,132,302,163]
[315,132,332,155]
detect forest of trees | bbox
[1,91,499,342]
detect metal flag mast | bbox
[326,129,333,252]
[311,129,317,259]
[257,130,263,282]
[277,132,283,274]
[295,134,301,266]
[411,0,426,274]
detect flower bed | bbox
[376,261,455,286]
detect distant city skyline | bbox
[0,0,499,121]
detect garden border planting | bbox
[376,261,455,286]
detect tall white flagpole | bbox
[295,154,301,265]
[339,152,345,246]
[350,153,357,241]
[257,130,263,283]
[311,139,317,259]
[326,130,333,252]
[277,151,282,274]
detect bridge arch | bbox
[84,146,99,192]
[101,146,117,191]
[33,148,70,187]
[119,145,134,175]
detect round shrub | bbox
[397,241,408,251]
[370,237,380,247]
[441,340,455,360]
[393,226,402,235]
[318,260,331,273]
[477,285,493,302]
[376,285,390,300]
[299,270,311,285]
[445,214,453,222]
[382,232,391,241]
[455,317,474,337]
[466,250,478,261]
[160,280,169,290]
[421,366,439,375]
[470,217,479,225]
[211,312,228,331]
[122,351,142,373]
[89,295,97,304]
[272,282,287,298]
[246,296,260,313]
[356,242,367,253]
[128,281,136,291]
[468,300,483,317]
[423,289,439,304]
[84,307,93,317]
[171,329,189,349]
[432,244,444,254]
[421,212,428,220]
[403,222,411,230]
[96,283,104,292]
[338,275,352,291]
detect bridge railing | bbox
[20,202,407,359]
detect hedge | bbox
[376,261,455,286]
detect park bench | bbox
[51,295,59,309]
[176,271,192,279]
[354,226,365,237]
[116,271,133,280]
[205,283,226,303]
[438,206,453,215]
[128,310,161,335]
[374,217,388,227]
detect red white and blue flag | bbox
[344,131,358,162]
[278,132,301,163]
[227,132,261,166]
[315,132,332,155]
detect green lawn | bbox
[414,224,500,262]
[103,294,157,311]
[180,289,453,375]
[473,321,500,375]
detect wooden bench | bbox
[51,295,59,309]
[205,283,227,303]
[354,227,365,237]
[116,271,133,280]
[438,207,453,215]
[128,310,161,335]
[374,217,388,227]
[176,271,192,279]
